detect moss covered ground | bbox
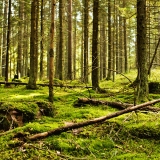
[0,70,160,159]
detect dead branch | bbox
[74,98,132,109]
[75,98,160,112]
[27,98,160,141]
[0,81,92,88]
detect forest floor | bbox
[0,70,160,160]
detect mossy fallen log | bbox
[74,98,160,112]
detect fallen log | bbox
[74,98,132,109]
[75,98,160,112]
[26,98,160,141]
[0,81,92,88]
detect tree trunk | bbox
[67,0,73,80]
[39,0,44,81]
[27,0,39,89]
[2,0,8,77]
[106,0,112,80]
[83,0,89,83]
[136,0,148,102]
[17,0,24,78]
[92,0,99,90]
[123,0,128,73]
[5,0,11,82]
[48,0,55,103]
[58,0,64,80]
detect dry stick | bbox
[148,37,160,75]
[28,98,160,141]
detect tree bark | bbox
[27,98,160,141]
[5,0,11,82]
[27,0,39,89]
[67,0,73,80]
[75,98,160,112]
[92,0,99,90]
[83,0,89,83]
[136,0,148,102]
[106,0,112,80]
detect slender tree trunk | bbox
[106,0,112,80]
[39,0,44,80]
[58,0,64,80]
[73,11,77,80]
[67,0,73,80]
[2,0,8,77]
[0,0,3,77]
[92,0,99,90]
[123,0,128,73]
[17,0,24,78]
[102,15,107,79]
[5,0,11,82]
[48,0,55,103]
[136,0,148,102]
[83,0,89,83]
[27,0,39,89]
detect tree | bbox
[27,0,39,89]
[136,0,148,102]
[39,0,44,80]
[58,0,64,80]
[48,0,55,103]
[106,0,112,80]
[5,0,11,82]
[83,0,89,83]
[92,0,99,90]
[67,0,73,80]
[2,0,8,78]
[17,0,24,78]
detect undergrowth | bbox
[0,70,160,159]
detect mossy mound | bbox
[0,101,54,131]
[36,101,54,117]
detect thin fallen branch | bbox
[0,81,92,88]
[27,98,160,141]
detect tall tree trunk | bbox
[0,0,3,77]
[102,15,107,79]
[83,0,89,83]
[5,0,11,82]
[58,0,64,80]
[73,11,77,80]
[136,0,148,102]
[39,0,44,80]
[123,0,128,73]
[2,0,8,77]
[106,0,112,80]
[92,0,99,90]
[67,0,73,80]
[48,0,55,103]
[119,1,123,73]
[17,0,24,78]
[27,0,39,89]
